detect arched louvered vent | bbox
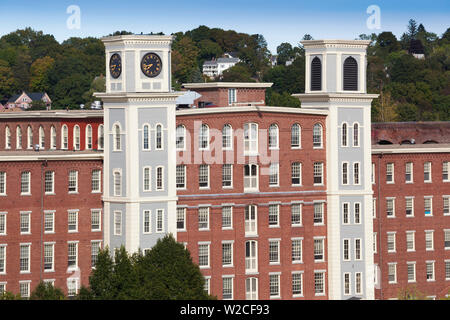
[343,57,358,91]
[310,57,322,91]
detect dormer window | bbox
[311,57,322,91]
[343,57,358,91]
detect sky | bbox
[0,0,448,53]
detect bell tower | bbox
[96,35,181,254]
[294,40,379,300]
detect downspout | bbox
[40,159,48,282]
[377,153,383,300]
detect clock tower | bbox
[95,35,181,253]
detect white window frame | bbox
[291,238,303,264]
[91,169,102,193]
[97,124,104,150]
[176,125,185,150]
[16,125,22,149]
[269,163,279,187]
[222,241,234,268]
[405,197,414,217]
[85,124,93,150]
[406,231,415,252]
[5,126,11,149]
[405,162,413,183]
[113,123,122,151]
[143,166,152,192]
[113,169,122,196]
[244,164,259,192]
[176,165,186,190]
[222,124,233,150]
[407,262,416,283]
[291,203,302,227]
[352,122,360,147]
[198,206,210,231]
[354,238,362,261]
[425,230,434,251]
[341,122,348,147]
[91,209,101,232]
[27,126,33,149]
[313,237,325,262]
[426,261,435,282]
[424,196,433,216]
[443,161,449,182]
[313,123,323,149]
[198,164,209,189]
[73,125,80,150]
[44,171,54,195]
[0,172,6,196]
[43,242,55,272]
[269,273,281,299]
[386,198,395,218]
[244,123,258,155]
[268,124,279,150]
[143,210,151,234]
[269,239,280,265]
[67,241,78,270]
[21,171,31,195]
[39,126,45,149]
[199,124,210,151]
[222,275,234,300]
[68,170,78,194]
[291,123,301,149]
[313,162,324,185]
[156,209,164,233]
[19,244,31,273]
[245,205,258,236]
[292,271,303,297]
[353,162,360,185]
[388,263,397,284]
[20,212,31,235]
[343,238,350,261]
[61,124,68,150]
[198,242,210,269]
[386,163,394,184]
[222,164,233,189]
[68,210,78,233]
[387,232,396,253]
[245,240,258,274]
[142,124,150,151]
[155,123,163,150]
[342,162,349,185]
[176,207,186,231]
[424,161,432,183]
[114,211,122,236]
[221,206,233,230]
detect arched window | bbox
[199,124,209,150]
[27,126,33,149]
[62,125,68,149]
[16,126,22,149]
[113,170,122,196]
[343,57,358,91]
[155,124,163,150]
[143,124,150,150]
[39,126,45,149]
[113,124,121,151]
[73,125,80,150]
[245,205,258,236]
[222,124,233,150]
[176,125,185,150]
[268,124,279,149]
[341,123,348,147]
[244,123,258,154]
[353,123,359,147]
[86,124,92,150]
[291,123,301,148]
[5,126,11,149]
[311,56,322,91]
[313,123,323,148]
[50,126,56,149]
[97,125,104,150]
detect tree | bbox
[29,56,54,92]
[276,42,294,66]
[397,285,428,300]
[88,246,116,299]
[375,32,401,56]
[221,64,255,82]
[266,89,301,108]
[30,281,66,300]
[0,59,18,98]
[172,36,200,85]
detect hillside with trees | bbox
[0,20,448,121]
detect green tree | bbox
[29,56,54,92]
[221,64,255,82]
[276,42,294,66]
[397,285,428,300]
[172,36,200,85]
[266,89,301,108]
[0,59,18,98]
[30,281,66,300]
[88,246,116,299]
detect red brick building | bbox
[372,123,450,299]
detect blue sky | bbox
[0,0,448,53]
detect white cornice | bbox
[0,110,103,119]
[300,40,372,49]
[176,105,328,116]
[101,35,173,45]
[94,91,183,102]
[0,152,103,162]
[292,93,379,103]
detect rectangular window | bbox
[445,261,450,281]
[269,240,280,264]
[444,197,450,216]
[20,244,30,272]
[198,243,210,268]
[21,171,31,194]
[406,231,415,251]
[292,239,302,263]
[386,198,395,217]
[425,231,434,251]
[222,242,233,267]
[68,211,78,232]
[354,203,361,224]
[113,171,122,196]
[44,243,54,271]
[222,206,232,229]
[344,273,351,295]
[68,242,78,268]
[19,282,30,299]
[91,241,101,268]
[68,170,78,193]
[314,162,323,185]
[176,207,185,231]
[245,205,257,236]
[0,213,5,235]
[313,202,324,225]
[355,272,362,295]
[445,230,450,249]
[222,164,233,188]
[424,197,433,216]
[67,279,79,297]
[156,167,164,191]
[291,162,302,186]
[91,169,101,193]
[405,162,413,183]
[388,263,397,283]
[176,165,185,189]
[244,164,258,191]
[353,162,360,185]
[20,212,30,234]
[314,272,325,295]
[114,211,122,236]
[291,204,302,226]
[387,232,396,252]
[143,210,151,234]
[292,272,303,296]
[407,262,416,282]
[91,210,101,232]
[405,197,414,217]
[0,172,5,195]
[199,165,209,189]
[0,246,6,273]
[426,261,435,281]
[269,274,280,298]
[443,161,449,182]
[44,211,54,233]
[424,162,432,182]
[198,207,209,230]
[343,203,349,224]
[343,239,350,261]
[156,209,164,233]
[386,163,394,183]
[314,238,324,261]
[268,204,279,227]
[342,162,348,185]
[269,163,279,186]
[228,88,236,105]
[44,171,54,194]
[222,276,233,300]
[355,238,362,260]
[244,123,258,154]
